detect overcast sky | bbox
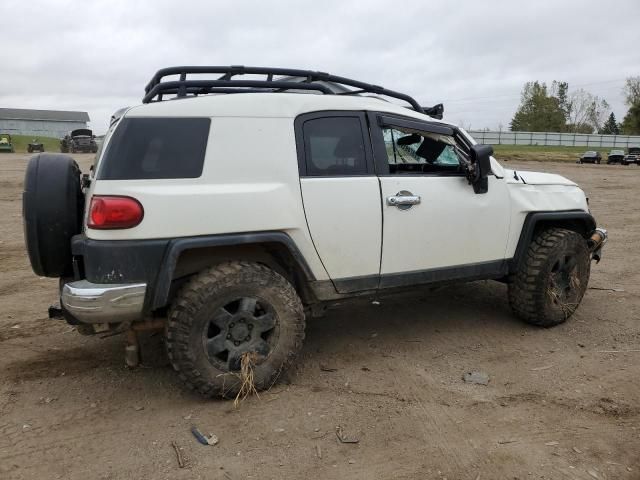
[1,0,638,134]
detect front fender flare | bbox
[509,211,596,273]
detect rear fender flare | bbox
[151,232,315,310]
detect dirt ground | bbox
[1,153,639,480]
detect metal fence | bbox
[469,130,640,149]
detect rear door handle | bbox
[386,190,421,210]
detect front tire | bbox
[166,261,305,398]
[508,228,590,327]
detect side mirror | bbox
[470,144,493,194]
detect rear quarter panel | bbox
[86,116,329,280]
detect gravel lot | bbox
[1,153,638,479]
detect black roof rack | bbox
[143,66,443,119]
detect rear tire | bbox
[508,228,590,327]
[166,262,305,398]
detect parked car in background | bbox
[623,147,640,165]
[578,151,601,164]
[60,129,98,153]
[0,133,14,153]
[606,149,625,164]
[28,139,45,153]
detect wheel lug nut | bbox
[245,335,251,341]
[226,334,231,339]
[248,324,253,330]
[234,341,240,346]
[229,322,235,328]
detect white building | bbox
[0,108,90,139]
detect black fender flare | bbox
[509,211,596,273]
[150,232,316,310]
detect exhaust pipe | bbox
[587,228,608,263]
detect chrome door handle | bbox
[386,190,421,210]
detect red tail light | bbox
[88,196,144,229]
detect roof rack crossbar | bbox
[154,86,334,97]
[142,66,425,113]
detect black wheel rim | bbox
[202,297,277,371]
[549,254,579,304]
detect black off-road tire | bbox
[508,228,590,327]
[23,153,83,277]
[166,261,305,398]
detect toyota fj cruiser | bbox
[23,66,607,398]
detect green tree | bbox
[553,81,570,126]
[600,112,621,135]
[510,81,566,132]
[621,76,640,135]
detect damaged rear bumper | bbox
[61,280,147,324]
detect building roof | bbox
[0,108,89,122]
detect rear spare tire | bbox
[23,153,83,277]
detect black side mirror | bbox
[470,144,493,194]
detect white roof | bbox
[125,92,456,127]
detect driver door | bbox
[369,113,511,288]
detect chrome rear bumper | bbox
[61,280,146,324]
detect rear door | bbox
[369,113,511,288]
[295,111,381,292]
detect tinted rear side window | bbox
[302,117,367,176]
[98,117,210,180]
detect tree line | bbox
[510,77,640,135]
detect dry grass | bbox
[547,275,580,319]
[492,145,605,163]
[233,351,260,408]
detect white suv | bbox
[23,66,607,398]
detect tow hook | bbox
[587,228,608,263]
